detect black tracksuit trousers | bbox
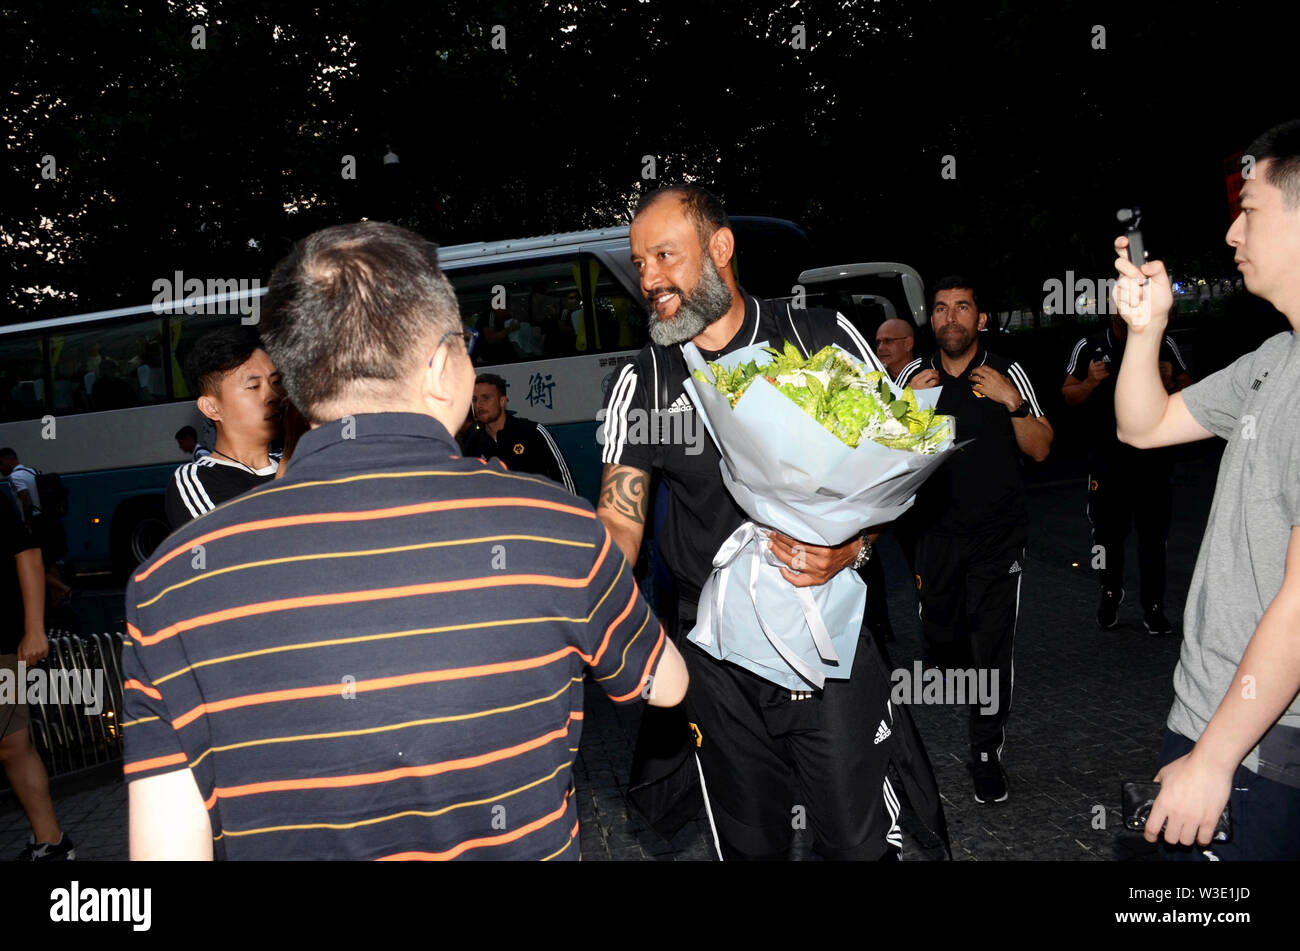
[913,522,1026,760]
[676,603,903,861]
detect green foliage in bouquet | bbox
[692,341,952,453]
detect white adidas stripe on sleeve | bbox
[536,424,576,494]
[601,364,638,465]
[895,358,924,387]
[1007,362,1043,417]
[1066,337,1087,376]
[835,314,886,372]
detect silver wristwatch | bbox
[850,532,874,569]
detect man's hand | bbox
[909,368,940,390]
[1088,360,1111,385]
[17,628,48,666]
[1112,235,1173,334]
[968,365,1021,410]
[1145,751,1234,848]
[767,531,860,587]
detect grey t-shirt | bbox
[1174,330,1300,786]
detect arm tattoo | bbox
[599,467,649,524]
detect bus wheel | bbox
[112,498,170,582]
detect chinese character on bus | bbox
[526,372,556,410]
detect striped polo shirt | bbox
[121,412,666,860]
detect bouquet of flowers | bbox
[696,341,953,452]
[682,339,959,690]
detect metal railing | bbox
[24,630,128,779]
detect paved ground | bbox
[1,447,1220,861]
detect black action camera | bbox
[1121,781,1231,842]
[1116,206,1146,268]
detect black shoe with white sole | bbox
[1143,603,1174,636]
[970,753,1009,805]
[1097,587,1125,629]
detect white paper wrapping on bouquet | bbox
[681,340,960,690]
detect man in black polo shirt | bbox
[123,221,687,860]
[599,186,946,861]
[461,373,575,493]
[897,275,1054,805]
[165,328,284,529]
[1062,313,1193,634]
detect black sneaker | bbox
[970,753,1009,804]
[16,833,76,861]
[1143,604,1174,636]
[1097,587,1125,629]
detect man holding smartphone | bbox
[1112,119,1300,859]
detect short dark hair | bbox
[1245,119,1300,210]
[259,221,462,422]
[184,327,263,398]
[931,275,981,314]
[634,185,730,248]
[175,425,198,441]
[475,373,507,397]
[0,448,15,460]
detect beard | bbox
[646,255,733,346]
[937,324,976,357]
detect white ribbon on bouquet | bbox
[693,520,841,689]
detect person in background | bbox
[1062,311,1193,634]
[174,425,211,462]
[0,498,74,860]
[164,327,284,530]
[460,373,575,493]
[898,275,1054,806]
[877,318,917,382]
[0,449,71,606]
[475,305,519,366]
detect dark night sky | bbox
[4,0,1295,319]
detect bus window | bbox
[51,317,167,414]
[168,313,249,399]
[0,334,47,422]
[592,265,647,353]
[447,256,618,367]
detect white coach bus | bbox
[0,217,926,576]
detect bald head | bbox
[875,319,916,379]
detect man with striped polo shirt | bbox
[122,221,687,860]
[897,275,1054,806]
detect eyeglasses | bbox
[429,327,479,366]
[875,336,912,346]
